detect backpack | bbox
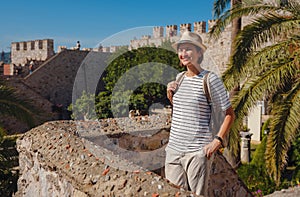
[175,71,228,147]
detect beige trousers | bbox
[165,148,214,196]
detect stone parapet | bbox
[15,120,253,196]
[15,121,197,196]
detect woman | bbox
[165,31,235,195]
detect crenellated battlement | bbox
[130,18,234,74]
[11,39,53,52]
[11,39,54,66]
[141,35,151,40]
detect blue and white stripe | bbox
[167,70,231,153]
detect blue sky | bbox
[1,0,217,52]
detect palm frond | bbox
[232,14,299,71]
[234,58,297,114]
[265,80,300,184]
[222,38,292,90]
[228,58,298,156]
[0,85,37,127]
[213,0,231,18]
[209,0,300,40]
[209,0,282,40]
[225,35,298,90]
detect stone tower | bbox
[208,20,217,32]
[153,26,164,38]
[180,23,192,35]
[194,21,206,34]
[11,39,54,66]
[166,25,178,37]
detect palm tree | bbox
[0,80,38,195]
[209,0,300,185]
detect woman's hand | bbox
[204,139,222,160]
[167,81,178,104]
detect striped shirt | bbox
[166,70,231,153]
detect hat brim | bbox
[172,40,207,53]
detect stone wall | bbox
[23,50,110,107]
[15,120,253,197]
[23,50,88,107]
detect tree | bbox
[68,91,97,120]
[210,0,300,185]
[95,45,182,119]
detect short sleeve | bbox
[208,72,231,111]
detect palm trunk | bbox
[225,0,242,168]
[228,0,242,98]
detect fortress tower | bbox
[208,20,217,32]
[194,21,206,34]
[180,23,192,35]
[153,26,164,38]
[11,39,54,66]
[166,25,178,37]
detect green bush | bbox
[238,130,300,195]
[251,136,267,168]
[238,164,277,195]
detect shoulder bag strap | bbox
[176,71,186,85]
[203,72,212,104]
[175,71,186,92]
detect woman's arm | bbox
[204,106,235,159]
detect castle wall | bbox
[194,21,206,34]
[23,50,111,108]
[130,20,232,75]
[23,50,89,107]
[148,37,165,48]
[202,20,232,75]
[11,39,55,66]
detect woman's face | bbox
[177,43,202,66]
